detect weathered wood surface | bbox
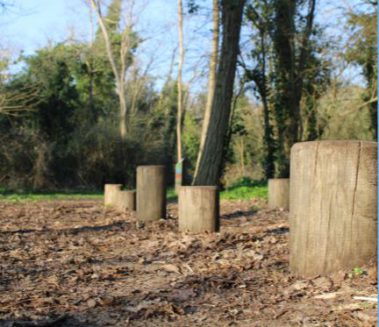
[137,165,166,222]
[104,184,122,206]
[104,184,135,211]
[290,140,377,276]
[268,178,289,210]
[115,190,136,211]
[179,186,219,233]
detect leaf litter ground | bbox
[0,200,376,326]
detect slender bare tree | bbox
[88,0,136,139]
[176,0,185,163]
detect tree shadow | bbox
[0,221,129,236]
[266,226,289,235]
[221,209,258,220]
[0,314,92,327]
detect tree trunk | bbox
[262,102,275,178]
[176,0,184,163]
[290,140,377,276]
[369,97,377,139]
[273,0,316,178]
[193,0,245,186]
[364,53,377,139]
[179,186,219,233]
[89,0,130,140]
[194,0,219,178]
[88,6,96,123]
[119,90,128,139]
[136,165,166,222]
[258,28,275,179]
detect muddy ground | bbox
[0,200,377,326]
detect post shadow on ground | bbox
[0,221,129,236]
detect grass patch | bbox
[168,178,268,202]
[167,188,178,202]
[221,178,267,200]
[221,185,267,200]
[0,178,268,202]
[0,188,103,202]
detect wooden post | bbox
[115,190,136,211]
[179,186,219,233]
[104,184,122,206]
[268,178,289,210]
[290,140,377,276]
[137,165,166,222]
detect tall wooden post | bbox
[179,186,219,233]
[268,178,289,210]
[137,165,166,222]
[290,140,377,276]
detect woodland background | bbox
[0,0,376,191]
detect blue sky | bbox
[0,0,368,88]
[1,0,207,87]
[1,0,364,50]
[2,0,83,54]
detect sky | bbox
[1,1,179,56]
[2,0,82,54]
[1,0,214,90]
[0,0,369,88]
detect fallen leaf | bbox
[314,292,337,300]
[161,264,181,274]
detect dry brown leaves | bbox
[0,200,376,326]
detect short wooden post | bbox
[268,178,289,210]
[115,190,136,211]
[104,184,122,206]
[137,165,166,221]
[290,140,377,276]
[179,186,219,233]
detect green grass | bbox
[221,178,267,200]
[168,178,268,202]
[0,179,268,202]
[0,188,103,202]
[167,188,178,201]
[221,184,267,200]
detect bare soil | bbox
[0,200,377,326]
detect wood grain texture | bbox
[104,185,135,211]
[268,178,289,210]
[137,165,166,222]
[115,190,136,211]
[104,184,122,206]
[290,140,377,276]
[179,186,219,233]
